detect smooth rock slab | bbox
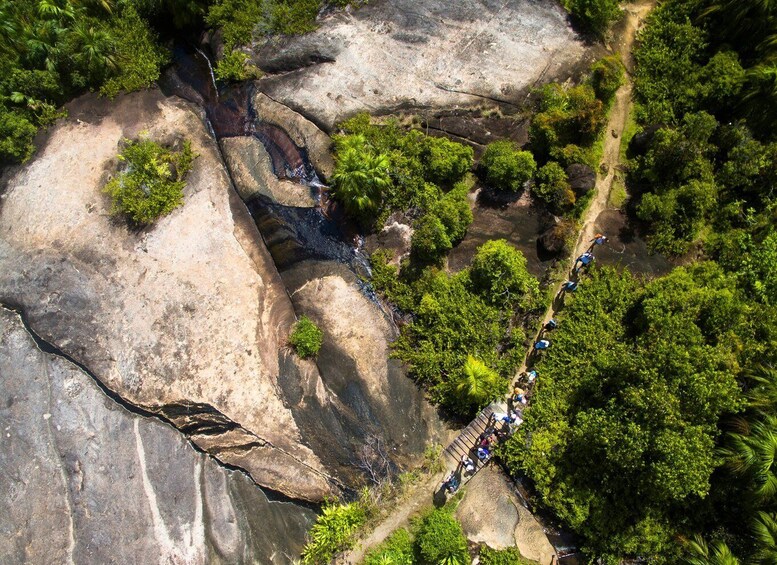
[254,0,594,130]
[0,90,333,500]
[0,306,316,565]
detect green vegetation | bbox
[564,0,621,38]
[629,0,777,256]
[289,315,324,358]
[372,239,539,418]
[301,500,368,564]
[213,49,261,82]
[500,264,777,562]
[533,161,574,214]
[590,55,625,105]
[415,508,469,565]
[363,528,414,565]
[104,135,196,225]
[480,140,536,192]
[479,546,536,565]
[0,1,170,163]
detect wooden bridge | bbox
[443,403,508,474]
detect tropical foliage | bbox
[301,500,367,564]
[501,265,762,562]
[104,135,196,224]
[289,315,324,358]
[414,508,469,565]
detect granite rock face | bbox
[0,306,316,565]
[0,91,331,501]
[253,0,594,130]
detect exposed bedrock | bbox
[0,90,443,503]
[252,0,599,131]
[0,306,316,565]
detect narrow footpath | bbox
[336,3,653,563]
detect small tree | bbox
[411,214,453,263]
[570,0,621,38]
[415,509,469,565]
[423,136,474,185]
[332,135,392,227]
[470,239,539,308]
[533,161,575,213]
[480,140,537,192]
[104,135,197,225]
[590,55,625,103]
[301,501,367,564]
[454,355,503,410]
[289,316,324,358]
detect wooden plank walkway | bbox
[443,403,504,472]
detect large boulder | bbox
[0,306,316,565]
[253,0,593,130]
[0,90,331,501]
[565,163,596,196]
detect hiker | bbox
[574,251,594,273]
[591,233,608,246]
[461,455,475,475]
[443,470,460,493]
[476,446,491,462]
[562,280,578,292]
[534,339,551,350]
[545,318,558,331]
[511,385,523,403]
[526,370,537,384]
[510,410,524,427]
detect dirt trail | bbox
[522,0,654,355]
[335,3,653,563]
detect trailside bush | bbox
[104,135,197,225]
[480,140,537,192]
[452,355,503,413]
[301,501,367,564]
[363,528,414,565]
[568,0,621,38]
[289,316,324,358]
[590,55,625,104]
[533,161,575,213]
[479,546,535,565]
[415,509,469,565]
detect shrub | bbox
[332,135,392,227]
[363,528,414,565]
[0,107,38,163]
[590,55,625,104]
[429,176,474,244]
[410,214,452,263]
[469,239,539,309]
[104,135,197,225]
[423,136,474,185]
[568,0,621,38]
[289,316,324,358]
[301,501,367,564]
[100,6,170,98]
[452,355,504,412]
[481,140,537,192]
[415,509,469,565]
[214,50,261,82]
[533,161,575,213]
[479,546,535,565]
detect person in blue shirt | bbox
[534,339,550,350]
[574,251,594,273]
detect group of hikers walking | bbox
[442,233,609,495]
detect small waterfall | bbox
[194,47,218,100]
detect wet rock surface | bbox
[0,306,316,565]
[253,0,595,130]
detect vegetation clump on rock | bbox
[104,135,196,225]
[289,315,324,359]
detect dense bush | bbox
[423,136,474,185]
[530,84,607,161]
[480,140,537,192]
[373,240,537,417]
[533,161,575,213]
[501,264,760,562]
[479,546,535,565]
[213,50,261,82]
[590,55,625,104]
[363,528,414,565]
[289,316,324,358]
[415,509,469,565]
[301,500,367,564]
[0,2,169,162]
[104,136,197,225]
[567,0,621,38]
